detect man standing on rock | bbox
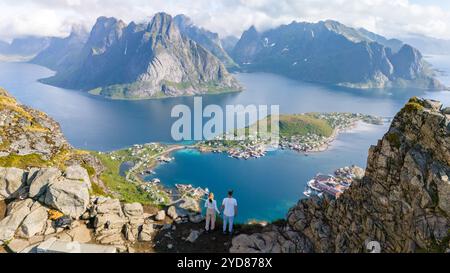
[221,190,238,235]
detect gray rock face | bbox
[123,203,143,217]
[231,98,450,253]
[42,12,241,99]
[65,165,91,190]
[138,221,154,242]
[186,230,201,243]
[232,21,442,90]
[230,226,313,253]
[0,167,26,200]
[0,199,34,243]
[0,89,71,160]
[28,168,61,199]
[18,202,48,238]
[167,206,178,219]
[44,178,90,219]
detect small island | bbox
[196,112,384,159]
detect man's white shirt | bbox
[222,197,237,217]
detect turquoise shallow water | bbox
[0,56,449,223]
[147,122,389,223]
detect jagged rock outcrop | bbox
[42,12,241,99]
[0,167,26,200]
[231,97,450,253]
[0,88,70,160]
[232,20,444,90]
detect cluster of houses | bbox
[280,133,330,152]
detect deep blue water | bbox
[0,57,449,223]
[2,61,448,151]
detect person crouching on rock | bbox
[205,192,220,233]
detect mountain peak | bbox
[147,12,179,39]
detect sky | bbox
[0,0,449,41]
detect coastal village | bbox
[198,112,384,159]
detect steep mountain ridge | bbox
[232,20,443,90]
[42,13,241,99]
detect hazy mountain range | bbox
[31,26,89,71]
[401,34,450,55]
[0,12,446,99]
[0,36,52,57]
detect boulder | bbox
[123,203,143,217]
[124,223,139,242]
[65,165,91,189]
[138,222,154,242]
[178,198,200,212]
[0,199,34,243]
[44,178,89,219]
[167,206,178,219]
[28,168,61,199]
[0,167,26,200]
[189,213,204,224]
[18,202,48,238]
[67,224,92,243]
[423,99,442,111]
[95,198,123,216]
[155,210,166,221]
[186,230,201,243]
[94,214,127,231]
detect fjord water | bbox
[0,56,449,223]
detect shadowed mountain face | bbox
[31,26,89,71]
[173,14,237,68]
[221,36,239,56]
[41,13,241,99]
[232,20,443,90]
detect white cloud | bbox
[0,0,449,41]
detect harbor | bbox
[304,165,365,199]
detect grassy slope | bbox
[240,114,334,138]
[278,114,333,138]
[91,146,170,205]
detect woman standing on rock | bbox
[204,193,220,232]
